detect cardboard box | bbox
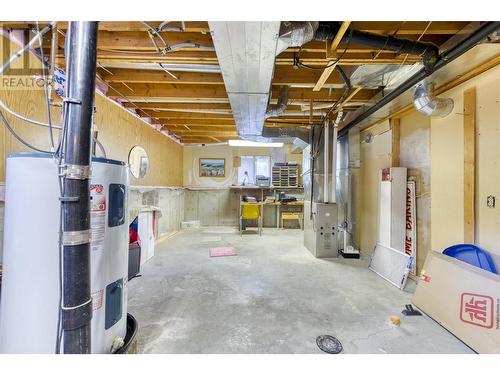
[412,251,500,353]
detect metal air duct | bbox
[265,85,289,118]
[339,21,500,138]
[276,21,319,56]
[209,22,281,140]
[413,81,454,117]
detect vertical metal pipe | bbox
[323,119,329,203]
[331,124,338,204]
[61,21,98,354]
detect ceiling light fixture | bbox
[228,140,284,148]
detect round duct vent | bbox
[364,132,374,144]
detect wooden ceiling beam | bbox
[162,119,236,126]
[327,21,352,59]
[313,21,350,92]
[99,65,347,86]
[107,83,228,99]
[0,21,210,33]
[123,102,231,110]
[1,21,466,36]
[100,69,223,85]
[140,110,233,119]
[170,130,238,136]
[122,101,302,111]
[108,83,379,102]
[96,31,213,50]
[91,54,420,66]
[162,125,236,131]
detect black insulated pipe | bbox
[61,21,99,354]
[338,21,500,139]
[314,22,440,65]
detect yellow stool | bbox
[280,212,303,230]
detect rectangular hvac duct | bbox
[209,22,280,139]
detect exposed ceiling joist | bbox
[313,21,351,92]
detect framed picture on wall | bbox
[199,158,226,177]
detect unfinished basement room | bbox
[1,2,500,371]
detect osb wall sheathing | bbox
[431,63,500,260]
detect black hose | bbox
[314,22,439,65]
[115,314,139,354]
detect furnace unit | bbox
[303,118,339,258]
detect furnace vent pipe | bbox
[413,82,454,117]
[323,119,329,203]
[331,111,343,204]
[61,21,99,354]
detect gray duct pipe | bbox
[413,81,454,117]
[265,86,289,118]
[61,21,99,354]
[261,126,310,143]
[276,21,318,55]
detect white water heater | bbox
[0,153,129,353]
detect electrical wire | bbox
[0,21,62,130]
[140,21,169,53]
[0,111,51,153]
[0,21,56,75]
[54,23,78,353]
[94,138,107,158]
[0,99,62,129]
[35,21,55,149]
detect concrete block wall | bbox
[184,188,240,226]
[129,187,185,238]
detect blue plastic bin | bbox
[443,244,498,274]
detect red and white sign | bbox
[460,292,494,329]
[421,274,431,283]
[405,181,417,274]
[91,289,103,311]
[90,184,106,252]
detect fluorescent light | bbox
[228,140,284,148]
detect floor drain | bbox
[316,335,343,354]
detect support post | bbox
[61,21,99,354]
[463,87,476,243]
[391,118,400,167]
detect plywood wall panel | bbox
[0,88,183,186]
[431,64,500,258]
[359,121,391,254]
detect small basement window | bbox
[237,156,271,185]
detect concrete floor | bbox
[127,228,473,354]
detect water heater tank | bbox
[0,153,129,353]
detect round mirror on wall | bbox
[128,146,149,179]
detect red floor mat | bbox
[209,246,237,257]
